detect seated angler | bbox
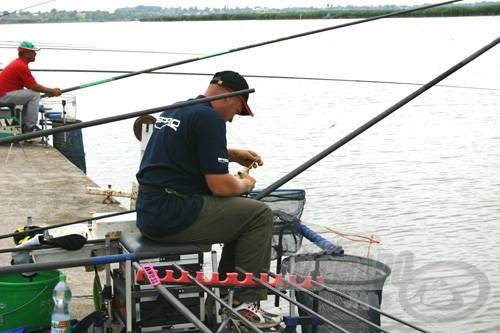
[0,41,62,133]
[136,71,282,328]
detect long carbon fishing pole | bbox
[0,210,134,240]
[24,68,498,91]
[253,36,499,201]
[265,271,389,333]
[236,267,351,333]
[0,88,253,145]
[288,272,430,333]
[0,0,55,18]
[0,251,163,275]
[0,238,111,254]
[50,0,462,95]
[0,90,251,240]
[171,264,263,333]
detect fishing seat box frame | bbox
[0,104,21,138]
[113,233,211,332]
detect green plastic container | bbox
[0,270,60,331]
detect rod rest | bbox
[135,266,324,290]
[119,233,211,256]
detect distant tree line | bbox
[146,4,500,21]
[0,3,499,24]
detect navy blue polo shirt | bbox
[136,96,229,236]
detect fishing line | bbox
[0,43,200,56]
[45,0,463,96]
[18,68,498,91]
[0,89,254,145]
[253,36,499,201]
[0,0,55,18]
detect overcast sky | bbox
[1,0,485,12]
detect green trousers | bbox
[145,195,273,302]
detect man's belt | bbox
[138,184,188,198]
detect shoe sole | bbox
[234,319,281,329]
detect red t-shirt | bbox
[0,58,37,97]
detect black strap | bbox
[138,184,164,192]
[139,184,188,198]
[41,234,87,250]
[72,311,104,333]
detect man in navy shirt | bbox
[136,71,280,328]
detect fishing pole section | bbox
[22,69,500,92]
[0,89,254,145]
[39,0,462,97]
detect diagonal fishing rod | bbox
[0,209,136,239]
[288,271,430,333]
[268,270,429,333]
[0,88,253,145]
[0,0,55,18]
[2,36,496,241]
[25,68,499,91]
[236,267,351,333]
[265,271,390,333]
[49,0,462,96]
[0,250,165,275]
[253,36,499,201]
[0,90,252,240]
[171,263,263,333]
[0,210,134,241]
[0,238,111,254]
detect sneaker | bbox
[233,302,282,329]
[22,125,41,133]
[21,125,44,143]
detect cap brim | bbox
[19,47,40,52]
[240,98,253,117]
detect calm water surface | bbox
[1,17,499,332]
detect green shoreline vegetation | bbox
[0,2,499,24]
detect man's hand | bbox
[236,171,256,192]
[228,148,264,168]
[50,88,62,97]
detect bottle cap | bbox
[59,273,67,282]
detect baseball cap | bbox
[210,71,253,116]
[18,41,40,52]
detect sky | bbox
[1,0,486,13]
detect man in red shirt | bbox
[0,41,62,133]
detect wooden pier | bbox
[0,143,126,322]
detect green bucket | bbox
[0,270,60,331]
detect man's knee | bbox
[255,202,274,228]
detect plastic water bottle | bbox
[51,273,72,333]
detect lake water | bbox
[1,16,499,332]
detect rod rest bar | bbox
[136,266,324,290]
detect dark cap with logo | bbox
[210,71,253,116]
